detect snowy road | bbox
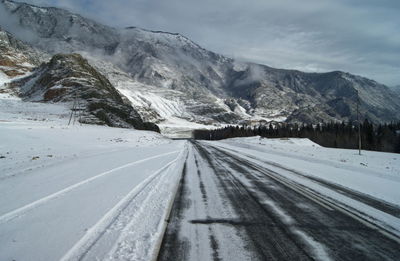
[158,141,400,261]
[2,131,400,261]
[0,139,187,261]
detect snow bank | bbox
[228,136,320,147]
[222,136,398,176]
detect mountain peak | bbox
[125,26,181,37]
[2,0,49,13]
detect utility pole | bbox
[78,98,82,126]
[73,91,78,125]
[356,90,362,155]
[68,89,82,126]
[68,92,76,126]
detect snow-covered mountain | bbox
[1,0,399,134]
[390,85,400,96]
[0,25,47,85]
[0,25,157,131]
[7,52,159,131]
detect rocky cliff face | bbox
[1,0,399,127]
[11,53,159,131]
[0,26,47,84]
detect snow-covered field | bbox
[0,94,187,261]
[218,136,400,176]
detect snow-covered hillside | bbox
[0,26,47,89]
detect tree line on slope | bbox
[193,121,400,153]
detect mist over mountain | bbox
[1,0,399,134]
[390,85,400,96]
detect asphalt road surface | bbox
[157,141,400,261]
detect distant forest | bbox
[193,121,400,153]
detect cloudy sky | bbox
[21,0,400,86]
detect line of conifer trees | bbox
[193,120,400,153]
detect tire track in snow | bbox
[193,142,314,260]
[211,142,400,217]
[0,150,180,224]
[60,147,187,261]
[203,143,400,253]
[209,143,400,240]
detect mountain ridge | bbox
[1,0,399,134]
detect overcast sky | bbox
[22,0,400,86]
